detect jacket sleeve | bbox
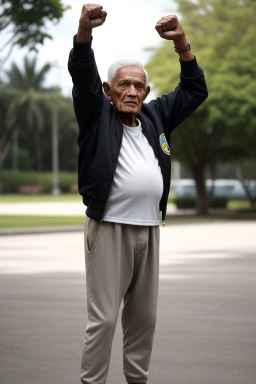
[68,36,103,142]
[148,57,208,137]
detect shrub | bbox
[19,185,45,194]
[209,197,228,208]
[174,197,196,209]
[174,197,228,209]
[0,171,77,194]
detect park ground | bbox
[0,215,256,384]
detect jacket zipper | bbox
[142,127,168,226]
[100,125,124,221]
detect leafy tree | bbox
[0,0,69,66]
[0,55,78,173]
[146,0,256,214]
[34,94,78,172]
[0,56,54,171]
[58,98,79,172]
[3,146,33,170]
[5,56,51,90]
[0,87,19,169]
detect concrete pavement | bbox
[0,221,256,384]
[0,201,87,216]
[0,201,176,216]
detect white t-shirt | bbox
[103,119,163,225]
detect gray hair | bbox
[107,59,149,85]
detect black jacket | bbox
[68,37,208,223]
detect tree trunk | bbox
[192,165,208,215]
[0,125,17,171]
[209,161,216,200]
[236,166,256,210]
[0,139,13,172]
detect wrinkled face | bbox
[103,66,150,125]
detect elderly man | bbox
[68,3,207,384]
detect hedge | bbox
[0,171,77,194]
[174,197,228,209]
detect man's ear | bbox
[103,82,112,102]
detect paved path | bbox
[0,201,86,216]
[0,201,176,216]
[0,221,256,384]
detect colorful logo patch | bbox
[159,133,170,155]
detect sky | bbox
[2,0,176,96]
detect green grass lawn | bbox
[0,215,85,228]
[227,200,252,210]
[0,194,81,203]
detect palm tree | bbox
[0,56,53,171]
[0,87,20,170]
[5,57,51,91]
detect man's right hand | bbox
[77,4,107,43]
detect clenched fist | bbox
[80,4,107,29]
[77,4,107,42]
[155,15,185,42]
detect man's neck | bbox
[114,109,137,127]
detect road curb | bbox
[0,225,84,236]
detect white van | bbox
[172,179,248,199]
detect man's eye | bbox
[121,83,127,87]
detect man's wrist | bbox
[174,41,191,54]
[77,25,92,43]
[173,37,188,48]
[72,34,92,59]
[173,38,193,61]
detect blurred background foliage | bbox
[0,55,78,173]
[0,1,78,176]
[0,1,78,197]
[0,0,69,66]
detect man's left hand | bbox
[155,15,185,42]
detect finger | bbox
[155,23,175,34]
[163,20,176,32]
[155,23,162,32]
[89,8,107,22]
[99,9,107,18]
[89,6,102,19]
[159,17,176,27]
[84,4,102,16]
[156,15,176,24]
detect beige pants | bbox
[81,218,160,384]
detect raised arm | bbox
[149,14,208,135]
[68,4,107,134]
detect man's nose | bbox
[127,85,137,96]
